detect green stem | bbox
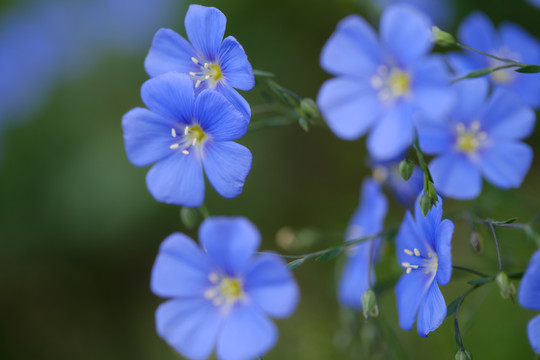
[454,285,479,351]
[453,265,488,278]
[457,42,526,65]
[452,63,520,83]
[247,116,297,133]
[487,221,503,271]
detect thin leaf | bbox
[287,258,305,270]
[515,65,540,73]
[315,247,343,262]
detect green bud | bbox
[299,98,320,119]
[469,231,483,253]
[432,26,456,47]
[180,206,199,229]
[496,272,516,299]
[298,117,309,132]
[398,159,414,181]
[361,289,379,319]
[419,194,432,216]
[455,349,473,360]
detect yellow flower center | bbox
[455,121,486,154]
[204,272,244,311]
[189,57,224,89]
[402,247,438,275]
[169,124,207,155]
[387,68,411,98]
[371,66,412,103]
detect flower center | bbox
[489,47,520,85]
[204,272,244,310]
[169,124,207,155]
[455,121,486,154]
[401,247,438,275]
[371,66,412,103]
[189,57,223,89]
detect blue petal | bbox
[395,269,434,331]
[480,88,535,141]
[367,104,414,161]
[447,52,479,77]
[518,250,540,310]
[219,36,255,91]
[528,314,540,354]
[416,282,447,337]
[244,253,299,318]
[185,5,226,61]
[451,78,489,122]
[317,77,381,140]
[346,178,388,241]
[479,141,533,189]
[141,73,194,123]
[156,298,222,360]
[320,15,382,77]
[396,211,430,266]
[216,83,251,122]
[199,217,260,276]
[417,118,453,155]
[216,304,277,360]
[429,154,482,199]
[151,233,212,298]
[338,241,374,309]
[202,141,252,199]
[194,90,248,141]
[435,219,454,286]
[144,28,198,77]
[146,152,205,207]
[381,5,433,65]
[457,12,497,55]
[499,22,540,65]
[413,193,443,248]
[122,108,176,166]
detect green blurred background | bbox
[0,0,539,359]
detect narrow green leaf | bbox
[253,69,275,77]
[287,258,305,270]
[315,247,343,262]
[464,68,494,79]
[515,65,540,73]
[491,218,517,225]
[446,297,461,318]
[468,278,492,286]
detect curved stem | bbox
[487,221,503,271]
[452,63,519,83]
[457,42,526,65]
[453,265,488,278]
[454,285,478,351]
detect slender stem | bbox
[457,42,526,65]
[453,265,488,278]
[487,221,503,271]
[367,236,376,288]
[454,285,479,351]
[452,63,519,83]
[413,140,433,183]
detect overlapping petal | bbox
[479,141,533,189]
[338,241,373,309]
[367,104,414,160]
[219,36,255,91]
[429,154,483,200]
[435,219,454,286]
[416,283,446,337]
[185,5,226,61]
[395,269,434,331]
[141,73,194,123]
[144,28,198,77]
[451,78,488,122]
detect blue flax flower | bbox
[145,4,254,120]
[395,194,454,336]
[449,12,540,108]
[519,250,540,354]
[122,73,252,207]
[317,4,453,160]
[373,0,455,29]
[339,178,388,309]
[418,79,535,200]
[151,217,299,360]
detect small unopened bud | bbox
[496,272,516,299]
[362,289,379,319]
[299,98,320,119]
[180,206,199,229]
[432,26,456,47]
[298,116,309,132]
[455,349,473,360]
[469,231,483,253]
[419,194,432,216]
[398,159,414,181]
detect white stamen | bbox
[170,144,179,149]
[406,268,412,274]
[184,126,189,136]
[414,248,421,257]
[182,150,189,155]
[189,71,196,76]
[171,128,177,138]
[192,138,198,146]
[208,272,219,284]
[404,249,413,256]
[191,57,199,64]
[195,80,201,88]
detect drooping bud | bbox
[469,231,483,253]
[361,289,379,319]
[398,158,414,181]
[419,194,432,216]
[455,349,473,360]
[496,272,516,299]
[300,98,320,119]
[298,117,309,132]
[180,206,199,229]
[432,26,456,47]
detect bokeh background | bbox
[1,0,539,359]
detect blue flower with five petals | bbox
[519,250,540,354]
[339,178,388,309]
[395,194,454,337]
[151,217,299,360]
[122,73,252,207]
[317,4,453,160]
[145,5,254,120]
[418,78,535,200]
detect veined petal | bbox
[346,178,388,241]
[417,118,453,155]
[381,5,433,65]
[518,250,540,311]
[367,104,414,161]
[141,73,194,123]
[338,241,373,309]
[457,12,497,54]
[500,22,540,64]
[435,219,454,286]
[414,193,443,249]
[216,304,277,360]
[317,77,381,140]
[216,83,251,122]
[151,233,212,298]
[396,211,430,265]
[395,269,434,331]
[244,253,299,318]
[185,5,226,61]
[199,217,260,276]
[527,314,540,353]
[203,141,252,199]
[451,78,489,122]
[429,154,482,200]
[156,298,222,360]
[219,36,254,91]
[416,282,447,337]
[122,108,177,167]
[144,28,198,77]
[320,14,382,77]
[146,152,205,207]
[194,90,248,141]
[479,141,533,189]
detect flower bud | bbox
[455,349,473,360]
[361,289,379,319]
[419,194,432,216]
[398,158,414,181]
[180,206,199,229]
[469,231,483,253]
[496,271,516,299]
[300,98,320,119]
[432,26,456,47]
[298,116,309,132]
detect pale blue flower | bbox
[518,250,540,354]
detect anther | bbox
[404,249,413,256]
[191,57,199,64]
[414,248,421,257]
[184,126,189,136]
[189,72,196,76]
[195,80,201,88]
[406,268,412,274]
[171,128,177,138]
[170,144,179,149]
[182,150,189,155]
[208,273,219,284]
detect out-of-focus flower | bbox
[339,178,388,309]
[449,12,540,108]
[122,73,252,207]
[145,4,254,121]
[518,250,540,354]
[417,78,535,200]
[372,0,455,28]
[317,4,453,160]
[395,194,454,337]
[151,217,299,360]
